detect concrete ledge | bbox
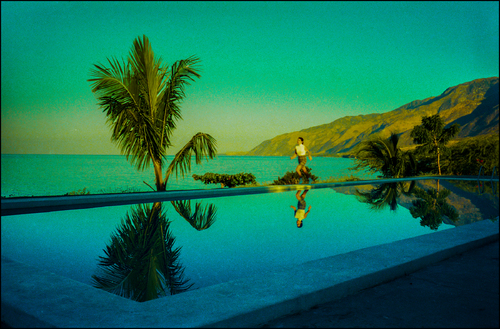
[2,175,496,216]
[2,219,498,328]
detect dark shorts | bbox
[297,156,307,166]
[297,199,306,210]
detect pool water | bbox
[1,179,498,291]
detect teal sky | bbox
[2,1,499,155]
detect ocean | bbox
[1,154,371,197]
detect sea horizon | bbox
[0,153,348,157]
[1,154,369,198]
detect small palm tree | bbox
[410,114,460,175]
[88,35,216,191]
[92,202,192,301]
[351,132,416,178]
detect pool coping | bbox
[2,218,498,328]
[2,175,497,216]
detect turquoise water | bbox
[1,185,456,289]
[1,154,370,197]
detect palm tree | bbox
[351,132,416,178]
[355,181,415,211]
[409,186,459,230]
[88,35,216,191]
[92,202,192,301]
[171,200,217,231]
[410,114,460,175]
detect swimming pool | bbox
[1,178,497,295]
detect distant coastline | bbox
[221,152,354,158]
[222,151,249,156]
[245,77,499,157]
[1,152,354,158]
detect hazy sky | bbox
[2,1,499,155]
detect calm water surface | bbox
[2,179,497,290]
[1,155,497,294]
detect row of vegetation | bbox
[349,114,498,232]
[351,113,498,178]
[354,181,462,231]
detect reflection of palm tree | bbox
[409,186,459,230]
[171,200,217,231]
[355,181,415,211]
[88,35,217,191]
[351,133,417,178]
[92,202,192,302]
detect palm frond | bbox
[128,35,165,117]
[88,57,138,107]
[171,200,217,231]
[164,133,217,184]
[157,55,202,150]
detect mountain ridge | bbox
[246,77,499,156]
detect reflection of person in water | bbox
[290,190,311,228]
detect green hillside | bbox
[246,77,499,156]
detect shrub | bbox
[65,187,90,195]
[446,135,499,176]
[271,167,319,185]
[192,172,257,188]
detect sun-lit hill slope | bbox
[246,77,499,156]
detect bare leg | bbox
[301,165,309,183]
[296,165,302,177]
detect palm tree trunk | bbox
[153,159,164,191]
[151,201,163,216]
[437,147,441,175]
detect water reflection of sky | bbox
[1,180,497,291]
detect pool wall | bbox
[2,175,493,216]
[2,218,498,328]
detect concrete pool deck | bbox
[2,218,498,328]
[261,240,499,328]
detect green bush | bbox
[65,187,90,195]
[445,135,499,176]
[192,172,257,188]
[271,167,319,185]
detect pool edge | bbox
[2,219,499,328]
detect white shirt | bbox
[295,144,306,156]
[294,209,306,220]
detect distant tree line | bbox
[351,113,499,178]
